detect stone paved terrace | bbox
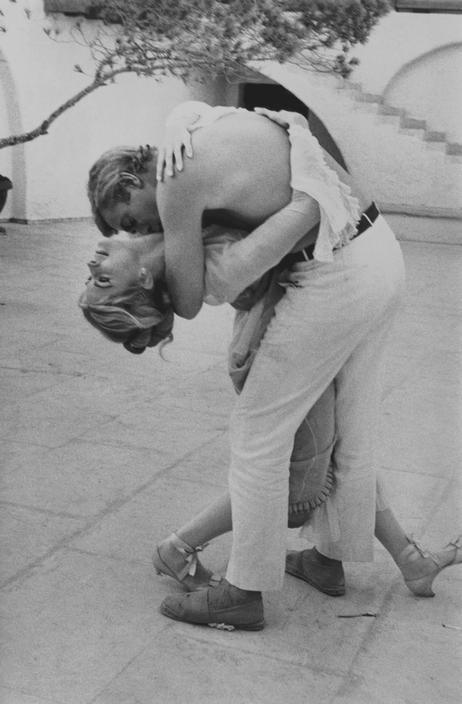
[0,216,461,704]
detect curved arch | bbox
[383,41,462,142]
[0,47,27,221]
[252,62,360,163]
[238,78,348,171]
[384,41,462,96]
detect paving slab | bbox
[0,689,64,704]
[80,402,224,454]
[0,439,175,518]
[0,391,115,449]
[69,475,231,567]
[91,630,344,704]
[332,587,462,704]
[0,552,163,704]
[0,504,84,586]
[377,385,462,477]
[0,220,461,704]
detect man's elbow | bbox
[174,298,202,320]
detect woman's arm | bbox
[160,186,318,318]
[203,193,320,304]
[156,101,234,181]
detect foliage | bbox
[93,0,391,81]
[0,0,391,148]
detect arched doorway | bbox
[239,82,348,171]
[0,48,27,221]
[384,42,462,143]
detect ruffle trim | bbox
[288,464,334,516]
[257,108,362,263]
[287,121,361,262]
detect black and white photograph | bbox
[1,1,461,702]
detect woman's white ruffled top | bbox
[254,107,362,262]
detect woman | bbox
[83,104,461,630]
[79,225,461,612]
[80,224,338,575]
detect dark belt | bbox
[284,202,380,265]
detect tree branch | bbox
[0,67,136,150]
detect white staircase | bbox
[259,63,462,220]
[339,81,462,217]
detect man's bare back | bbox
[156,109,370,318]
[157,111,293,230]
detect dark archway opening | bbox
[239,82,348,171]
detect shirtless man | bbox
[95,105,372,318]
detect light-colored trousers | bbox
[226,216,406,591]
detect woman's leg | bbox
[375,477,462,596]
[155,385,335,591]
[374,477,408,557]
[289,473,462,598]
[176,492,232,546]
[153,492,232,591]
[287,476,406,596]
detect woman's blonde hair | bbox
[78,280,174,355]
[87,144,157,236]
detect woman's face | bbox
[101,181,161,235]
[85,232,163,304]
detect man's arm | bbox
[157,170,207,319]
[156,103,230,318]
[203,193,320,304]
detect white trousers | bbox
[226,216,406,591]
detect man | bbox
[89,103,406,630]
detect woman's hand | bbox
[156,121,194,182]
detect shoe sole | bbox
[159,603,265,631]
[285,565,345,596]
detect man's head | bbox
[88,145,162,236]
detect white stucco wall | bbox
[0,3,461,221]
[384,42,462,143]
[0,54,15,220]
[0,44,26,220]
[0,0,226,221]
[351,12,462,143]
[350,11,462,95]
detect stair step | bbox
[338,80,362,92]
[424,131,447,143]
[378,104,405,117]
[446,143,462,156]
[401,116,427,130]
[425,140,448,153]
[357,92,383,103]
[261,66,460,211]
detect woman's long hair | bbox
[79,279,174,354]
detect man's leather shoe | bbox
[160,579,265,631]
[285,548,345,596]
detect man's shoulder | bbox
[197,108,280,141]
[193,110,288,171]
[157,108,290,214]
